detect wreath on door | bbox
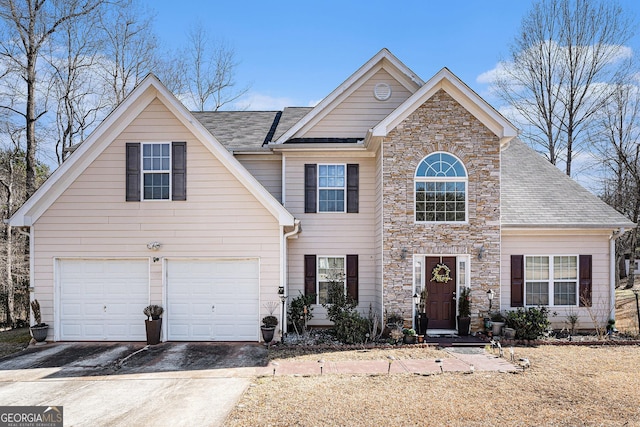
[431,263,452,283]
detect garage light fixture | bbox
[147,241,161,251]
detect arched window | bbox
[415,152,467,222]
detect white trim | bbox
[316,255,347,305]
[274,48,422,144]
[317,163,347,213]
[141,142,172,201]
[371,68,518,143]
[413,152,468,224]
[9,74,295,227]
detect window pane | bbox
[526,257,549,280]
[318,257,345,304]
[319,189,344,212]
[526,281,549,305]
[143,172,170,200]
[554,256,577,280]
[554,281,577,305]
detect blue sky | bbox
[150,0,640,111]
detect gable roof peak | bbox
[273,48,423,144]
[371,67,518,144]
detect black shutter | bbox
[126,143,140,201]
[304,255,316,298]
[304,164,317,213]
[511,255,524,307]
[579,255,592,307]
[172,142,187,201]
[346,164,359,213]
[346,254,358,302]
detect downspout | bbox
[610,228,625,321]
[281,219,301,335]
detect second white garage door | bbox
[166,259,260,341]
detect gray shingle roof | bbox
[501,138,635,228]
[192,107,312,151]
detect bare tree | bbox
[593,81,640,288]
[0,0,106,197]
[97,0,158,106]
[178,23,248,111]
[48,12,107,163]
[493,0,633,176]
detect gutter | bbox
[281,219,301,335]
[610,228,626,322]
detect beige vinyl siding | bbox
[301,69,413,139]
[284,152,376,323]
[236,154,282,202]
[501,230,613,330]
[33,98,283,339]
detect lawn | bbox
[226,345,640,427]
[0,327,31,358]
[226,291,640,426]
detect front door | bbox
[425,257,457,329]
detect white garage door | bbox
[167,259,259,341]
[58,259,149,341]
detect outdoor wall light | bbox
[146,241,161,251]
[487,289,495,311]
[477,245,485,260]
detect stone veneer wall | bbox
[382,89,501,330]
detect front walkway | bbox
[265,347,517,376]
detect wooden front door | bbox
[425,257,457,329]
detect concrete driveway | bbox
[0,342,268,426]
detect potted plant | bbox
[29,299,48,344]
[143,304,163,345]
[457,287,471,336]
[261,315,278,343]
[417,288,429,335]
[490,311,506,336]
[402,328,416,344]
[386,312,404,329]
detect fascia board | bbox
[274,48,422,144]
[501,223,636,232]
[372,68,518,141]
[9,79,158,227]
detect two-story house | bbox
[10,49,634,342]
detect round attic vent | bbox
[373,83,392,101]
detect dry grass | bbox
[226,345,640,426]
[0,327,30,358]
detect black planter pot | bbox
[457,316,471,337]
[418,314,429,335]
[145,318,162,345]
[402,334,416,344]
[30,325,48,343]
[261,326,275,343]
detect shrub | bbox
[458,287,471,317]
[505,306,551,340]
[323,282,370,344]
[143,304,164,320]
[287,292,315,335]
[262,315,278,328]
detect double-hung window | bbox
[318,164,345,212]
[317,256,345,304]
[415,152,467,222]
[142,143,171,200]
[525,255,578,306]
